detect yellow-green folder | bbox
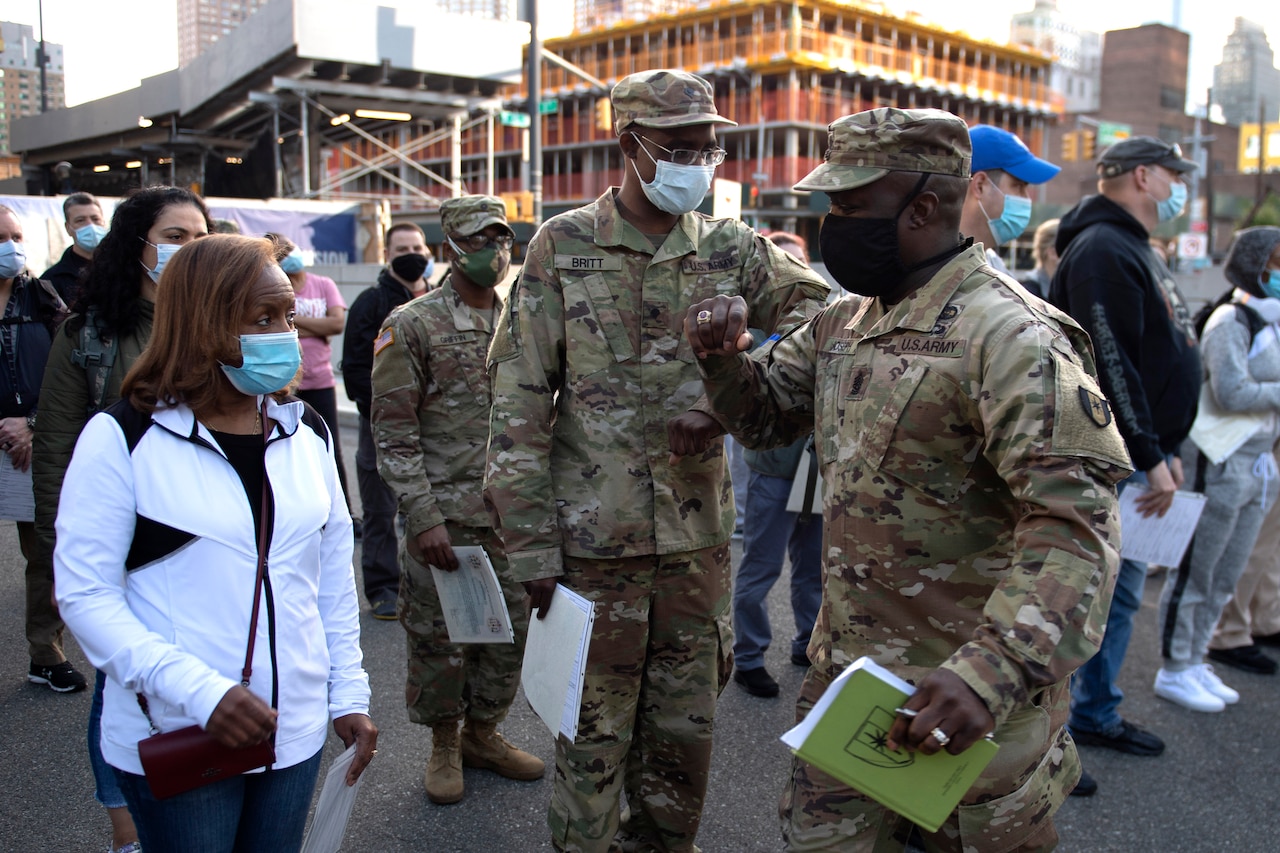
[780,656,999,833]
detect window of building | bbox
[1160,86,1184,110]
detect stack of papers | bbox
[300,744,366,853]
[521,585,595,741]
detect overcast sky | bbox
[5,1,1278,110]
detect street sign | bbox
[538,99,559,115]
[1097,121,1132,148]
[499,110,531,128]
[1177,233,1206,260]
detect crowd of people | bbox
[1,64,1278,853]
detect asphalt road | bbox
[2,265,1277,851]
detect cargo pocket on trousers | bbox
[715,613,734,697]
[955,725,1070,853]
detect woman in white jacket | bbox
[54,234,377,851]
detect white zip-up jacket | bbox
[55,396,369,774]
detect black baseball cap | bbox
[1098,136,1197,178]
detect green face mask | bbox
[447,237,511,288]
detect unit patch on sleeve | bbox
[373,326,395,356]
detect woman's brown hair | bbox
[124,234,293,414]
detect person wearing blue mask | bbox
[1048,135,1201,798]
[40,192,108,302]
[959,124,1060,275]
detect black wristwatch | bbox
[25,410,36,430]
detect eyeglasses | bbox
[451,233,515,252]
[638,135,727,167]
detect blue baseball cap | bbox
[969,125,1060,184]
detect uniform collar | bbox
[592,188,698,263]
[441,275,501,333]
[846,244,987,338]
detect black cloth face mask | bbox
[819,173,930,298]
[391,252,431,282]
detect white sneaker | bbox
[1153,667,1226,712]
[1195,663,1240,704]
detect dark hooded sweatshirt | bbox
[1048,194,1201,473]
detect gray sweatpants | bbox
[1159,450,1276,670]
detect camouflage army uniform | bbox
[486,179,828,852]
[371,271,527,727]
[699,244,1132,850]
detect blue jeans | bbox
[733,470,824,670]
[115,749,322,852]
[89,669,128,809]
[1070,467,1153,734]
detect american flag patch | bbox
[373,327,395,356]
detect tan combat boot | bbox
[460,719,545,781]
[425,722,464,804]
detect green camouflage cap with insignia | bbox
[610,69,738,135]
[794,108,971,193]
[440,194,513,237]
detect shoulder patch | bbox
[1078,386,1112,427]
[373,326,395,357]
[555,254,623,272]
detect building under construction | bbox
[333,0,1056,238]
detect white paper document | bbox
[0,452,33,522]
[429,546,515,644]
[1118,485,1208,566]
[785,449,824,516]
[300,744,365,853]
[521,585,596,741]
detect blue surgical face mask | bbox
[631,133,715,216]
[0,240,26,279]
[1260,270,1280,300]
[977,182,1033,246]
[74,223,108,252]
[280,250,305,274]
[1148,172,1187,223]
[140,239,182,283]
[220,330,301,396]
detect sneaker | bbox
[1253,630,1280,647]
[113,843,143,853]
[28,661,87,693]
[370,596,398,620]
[1069,768,1098,797]
[1194,663,1240,704]
[733,667,779,698]
[1207,644,1278,675]
[1153,667,1226,712]
[1070,719,1165,756]
[790,652,811,667]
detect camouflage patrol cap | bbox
[794,108,971,193]
[440,195,513,237]
[610,69,737,135]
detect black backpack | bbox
[1192,291,1269,344]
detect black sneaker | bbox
[1208,644,1278,675]
[733,667,779,697]
[1253,631,1280,647]
[791,652,811,667]
[1071,719,1164,756]
[1070,768,1098,797]
[28,661,87,693]
[370,596,398,621]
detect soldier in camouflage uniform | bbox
[484,70,829,852]
[370,195,543,806]
[680,109,1132,851]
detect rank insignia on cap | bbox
[1079,386,1112,427]
[373,326,395,356]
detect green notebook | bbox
[780,656,999,833]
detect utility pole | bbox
[527,1,543,226]
[37,0,48,113]
[1258,99,1267,208]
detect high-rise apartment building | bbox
[0,21,65,155]
[1213,17,1280,127]
[177,0,272,67]
[1010,0,1102,113]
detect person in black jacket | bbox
[39,192,106,302]
[1048,136,1201,794]
[342,222,434,618]
[0,205,82,694]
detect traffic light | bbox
[595,99,612,133]
[1080,130,1096,161]
[1061,131,1078,162]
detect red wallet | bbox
[137,724,275,800]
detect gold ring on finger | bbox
[696,310,712,324]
